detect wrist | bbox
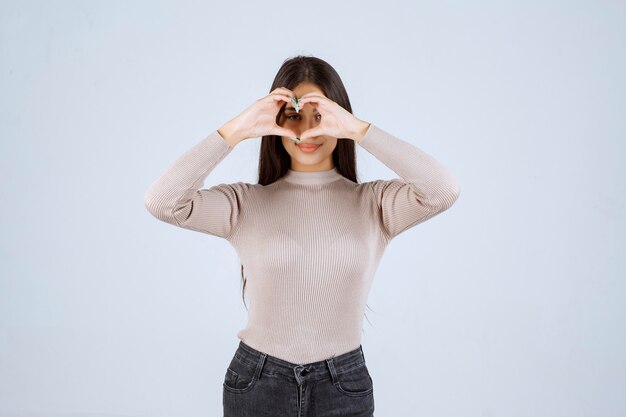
[217,121,244,147]
[351,120,371,143]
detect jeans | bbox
[223,340,375,417]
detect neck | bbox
[281,167,344,185]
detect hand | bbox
[219,87,299,144]
[296,93,370,142]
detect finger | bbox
[297,95,328,108]
[298,93,326,101]
[267,93,295,106]
[299,127,325,142]
[269,87,295,97]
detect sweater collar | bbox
[282,167,344,185]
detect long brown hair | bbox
[239,54,373,326]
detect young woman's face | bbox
[278,82,338,172]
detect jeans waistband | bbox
[233,340,368,383]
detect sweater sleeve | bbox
[358,123,461,240]
[144,130,247,240]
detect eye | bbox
[286,114,322,121]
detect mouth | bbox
[296,143,321,153]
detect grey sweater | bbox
[144,123,461,364]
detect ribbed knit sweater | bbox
[144,123,460,364]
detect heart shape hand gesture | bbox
[217,88,370,146]
[295,93,370,142]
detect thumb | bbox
[299,127,324,142]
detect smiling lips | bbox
[297,143,321,153]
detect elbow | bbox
[442,177,461,210]
[442,169,461,204]
[144,189,160,219]
[428,177,461,213]
[447,179,461,207]
[143,185,171,222]
[144,186,189,227]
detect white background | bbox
[1,1,624,416]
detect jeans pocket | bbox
[222,355,259,394]
[333,361,374,397]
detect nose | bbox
[295,116,318,138]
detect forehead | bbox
[291,81,325,97]
[292,82,324,97]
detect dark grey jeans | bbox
[223,340,375,416]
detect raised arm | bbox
[144,129,249,239]
[145,89,303,239]
[357,123,461,240]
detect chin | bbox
[297,159,326,166]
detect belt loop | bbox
[325,357,338,385]
[254,352,267,380]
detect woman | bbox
[144,55,460,417]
